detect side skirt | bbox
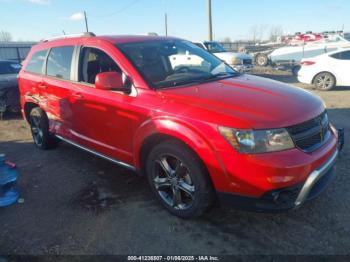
[55,135,136,171]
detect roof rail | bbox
[42,32,96,42]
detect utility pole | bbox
[207,0,213,41]
[84,11,89,33]
[165,13,168,36]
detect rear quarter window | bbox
[46,46,74,80]
[330,51,350,60]
[25,49,48,74]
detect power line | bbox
[90,0,141,18]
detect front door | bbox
[68,46,139,164]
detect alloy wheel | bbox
[152,154,195,210]
[30,114,44,146]
[315,74,334,90]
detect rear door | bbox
[20,49,49,107]
[41,45,77,137]
[329,50,350,85]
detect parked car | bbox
[298,48,350,90]
[19,34,342,218]
[193,41,254,72]
[0,60,21,117]
[269,34,350,74]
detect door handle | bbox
[37,83,47,89]
[72,93,84,100]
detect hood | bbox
[160,74,324,129]
[214,52,252,60]
[0,74,18,90]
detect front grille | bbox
[243,59,252,65]
[287,111,330,152]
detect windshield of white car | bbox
[204,42,226,53]
[344,33,350,42]
[0,61,21,75]
[116,40,238,89]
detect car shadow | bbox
[0,111,22,121]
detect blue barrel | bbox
[0,154,19,207]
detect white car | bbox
[194,41,254,72]
[298,48,350,90]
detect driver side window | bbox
[79,47,121,85]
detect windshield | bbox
[116,40,237,89]
[204,42,226,53]
[344,33,350,42]
[0,61,21,75]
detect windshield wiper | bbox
[156,72,238,89]
[156,78,203,89]
[200,72,237,81]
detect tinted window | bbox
[0,61,21,75]
[331,51,350,60]
[79,47,121,84]
[25,49,47,74]
[47,46,74,80]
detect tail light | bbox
[301,61,316,66]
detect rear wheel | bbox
[313,72,336,91]
[146,140,215,218]
[29,107,58,149]
[292,65,301,76]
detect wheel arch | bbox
[134,118,227,189]
[23,101,40,122]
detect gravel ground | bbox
[0,70,349,255]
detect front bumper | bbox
[232,64,254,73]
[216,129,344,212]
[218,149,339,212]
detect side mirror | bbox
[95,72,130,93]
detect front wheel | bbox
[146,140,215,218]
[255,53,269,66]
[29,107,58,149]
[313,72,336,91]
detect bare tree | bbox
[258,24,268,41]
[250,25,258,43]
[269,26,283,42]
[250,24,268,43]
[0,30,12,42]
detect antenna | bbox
[84,11,89,33]
[165,13,168,36]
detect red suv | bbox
[18,34,342,218]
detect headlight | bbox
[218,127,295,153]
[231,57,242,65]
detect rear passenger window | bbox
[47,46,74,80]
[25,49,48,74]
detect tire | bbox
[29,107,58,149]
[146,140,215,218]
[255,53,269,66]
[313,72,336,91]
[292,65,301,76]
